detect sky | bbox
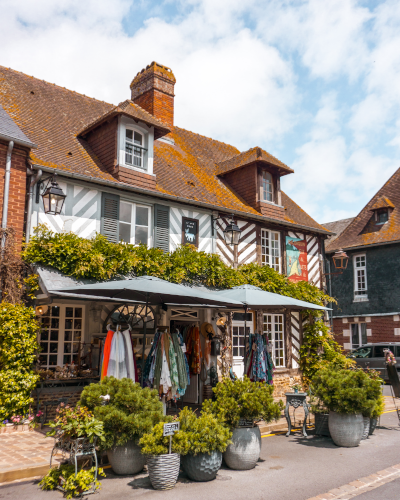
[1,0,400,224]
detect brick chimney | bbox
[130,62,176,129]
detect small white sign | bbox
[181,345,187,353]
[163,422,180,437]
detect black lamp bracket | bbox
[35,173,59,204]
[212,213,235,236]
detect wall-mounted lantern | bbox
[332,248,349,271]
[41,175,66,215]
[223,216,241,246]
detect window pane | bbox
[40,342,48,353]
[51,318,59,329]
[233,347,238,356]
[41,330,49,341]
[51,306,60,317]
[126,129,133,141]
[135,226,148,245]
[120,202,132,223]
[49,355,57,366]
[351,324,359,348]
[262,171,273,202]
[63,355,71,365]
[65,331,73,342]
[65,319,73,330]
[136,206,149,226]
[134,131,142,145]
[374,346,390,357]
[64,343,71,353]
[66,307,73,318]
[75,308,82,318]
[50,331,59,341]
[119,222,131,243]
[49,343,58,353]
[360,323,367,345]
[74,319,82,330]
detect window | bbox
[354,254,367,298]
[374,345,390,357]
[39,305,84,368]
[263,314,284,367]
[349,346,372,358]
[377,208,389,224]
[350,323,367,349]
[262,171,274,202]
[125,129,145,169]
[119,202,150,245]
[232,312,252,358]
[261,229,281,272]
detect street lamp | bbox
[41,175,66,215]
[223,217,241,246]
[332,248,349,271]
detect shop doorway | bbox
[232,312,253,379]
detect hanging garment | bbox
[143,330,161,386]
[100,330,114,380]
[172,332,188,395]
[107,331,128,379]
[186,326,202,375]
[122,329,135,382]
[159,336,172,395]
[168,334,180,399]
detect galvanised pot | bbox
[223,426,261,470]
[181,451,222,481]
[361,416,370,440]
[314,413,330,437]
[328,412,363,447]
[369,417,378,435]
[147,453,180,490]
[107,440,145,475]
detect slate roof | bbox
[216,146,294,176]
[0,104,36,147]
[323,218,355,246]
[326,167,400,252]
[0,65,327,233]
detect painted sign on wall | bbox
[286,236,308,282]
[182,217,198,247]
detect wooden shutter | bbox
[100,192,120,243]
[154,204,170,252]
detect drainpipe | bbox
[26,162,42,244]
[1,141,14,247]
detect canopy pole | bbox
[140,293,149,387]
[244,306,248,372]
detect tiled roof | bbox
[370,196,395,210]
[326,167,400,252]
[79,99,170,140]
[323,218,355,246]
[216,146,294,176]
[0,65,326,233]
[0,104,36,147]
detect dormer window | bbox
[376,208,388,225]
[125,129,145,168]
[262,171,274,202]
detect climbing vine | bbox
[23,225,345,380]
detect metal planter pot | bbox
[328,412,364,447]
[314,413,331,437]
[147,453,180,490]
[107,441,145,475]
[369,417,378,435]
[361,417,370,440]
[223,426,261,470]
[181,451,222,482]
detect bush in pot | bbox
[178,407,232,481]
[202,377,282,470]
[139,420,186,490]
[79,377,165,475]
[311,365,382,447]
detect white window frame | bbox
[261,170,274,203]
[125,128,145,169]
[118,116,154,175]
[353,254,367,300]
[350,322,367,349]
[261,229,281,272]
[119,201,151,246]
[38,304,85,368]
[263,314,285,367]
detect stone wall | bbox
[273,369,302,398]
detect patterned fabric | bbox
[172,332,188,395]
[186,326,202,375]
[245,333,274,384]
[168,335,180,399]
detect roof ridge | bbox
[173,126,240,153]
[0,65,114,106]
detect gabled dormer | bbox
[216,147,294,219]
[370,196,394,225]
[79,99,170,190]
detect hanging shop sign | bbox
[182,217,199,247]
[286,236,308,283]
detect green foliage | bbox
[0,303,40,420]
[39,465,105,499]
[139,420,187,456]
[178,407,232,455]
[47,404,105,443]
[311,364,383,416]
[79,377,166,449]
[202,376,283,428]
[300,318,350,384]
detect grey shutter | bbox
[154,204,170,252]
[101,192,120,243]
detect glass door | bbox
[232,312,253,379]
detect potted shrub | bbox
[179,407,231,482]
[363,368,385,437]
[312,365,382,447]
[309,394,330,437]
[139,420,186,490]
[79,377,165,475]
[39,464,105,498]
[202,377,282,470]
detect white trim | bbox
[333,312,400,319]
[261,228,281,272]
[395,328,400,336]
[118,116,154,174]
[394,315,400,321]
[342,318,348,324]
[367,329,372,336]
[343,329,351,337]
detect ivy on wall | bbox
[23,225,345,380]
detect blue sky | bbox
[2,0,400,224]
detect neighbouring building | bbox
[324,168,400,351]
[0,61,330,406]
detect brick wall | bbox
[0,140,28,246]
[32,387,84,422]
[115,166,157,190]
[134,90,174,129]
[257,201,286,220]
[86,118,118,175]
[333,314,400,349]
